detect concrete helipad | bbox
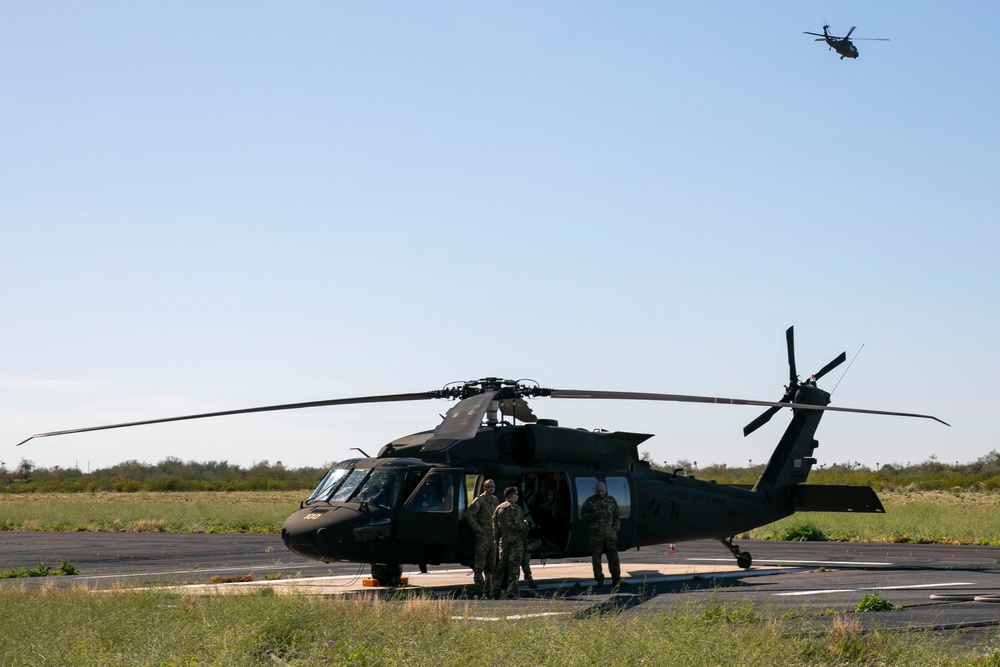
[162,560,781,596]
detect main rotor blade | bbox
[548,389,950,426]
[423,391,498,450]
[803,31,827,37]
[17,391,441,446]
[853,38,890,41]
[811,404,949,425]
[813,351,847,382]
[845,26,856,38]
[500,397,538,423]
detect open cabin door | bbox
[396,468,465,545]
[563,473,635,555]
[517,472,573,556]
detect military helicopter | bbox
[19,327,947,585]
[804,24,889,60]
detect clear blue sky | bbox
[2,2,996,473]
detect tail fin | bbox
[752,384,828,493]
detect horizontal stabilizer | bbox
[790,485,884,513]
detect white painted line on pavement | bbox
[454,612,573,621]
[775,582,976,596]
[689,558,893,567]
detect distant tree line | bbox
[0,457,329,493]
[647,450,1000,492]
[8,451,1000,494]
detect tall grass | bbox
[0,491,302,532]
[748,490,1000,544]
[0,587,991,666]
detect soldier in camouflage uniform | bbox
[465,479,499,594]
[580,480,621,587]
[492,486,528,597]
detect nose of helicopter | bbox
[281,505,373,561]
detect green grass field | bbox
[0,491,302,533]
[745,490,1000,545]
[0,588,996,666]
[4,490,1000,665]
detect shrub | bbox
[765,523,826,541]
[855,592,902,612]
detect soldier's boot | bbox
[611,576,622,588]
[525,574,537,590]
[595,575,605,587]
[472,568,485,594]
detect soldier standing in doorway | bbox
[580,480,622,587]
[519,485,539,590]
[492,486,528,597]
[465,479,499,594]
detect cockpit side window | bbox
[406,472,454,513]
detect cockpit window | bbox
[329,468,370,503]
[351,470,403,509]
[306,467,350,505]
[406,472,454,513]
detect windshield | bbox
[351,470,404,509]
[329,468,370,503]
[305,466,350,505]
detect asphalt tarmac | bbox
[3,532,1000,643]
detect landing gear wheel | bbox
[370,563,403,586]
[719,537,752,569]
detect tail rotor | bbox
[742,327,846,437]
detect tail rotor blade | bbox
[786,326,797,385]
[813,351,847,382]
[744,406,781,437]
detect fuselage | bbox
[829,38,859,58]
[280,421,798,567]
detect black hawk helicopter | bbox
[19,327,947,585]
[804,24,889,60]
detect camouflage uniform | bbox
[580,491,621,585]
[492,499,528,596]
[465,489,499,592]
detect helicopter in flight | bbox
[19,327,947,586]
[804,24,889,60]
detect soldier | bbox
[492,486,528,597]
[465,479,499,594]
[520,551,536,589]
[580,480,621,587]
[519,487,538,590]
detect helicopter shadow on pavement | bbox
[572,579,761,618]
[541,571,767,617]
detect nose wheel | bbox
[370,563,404,586]
[719,537,752,569]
